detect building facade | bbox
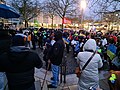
[30,12,62,28]
[102,10,120,31]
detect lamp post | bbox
[80,0,86,29]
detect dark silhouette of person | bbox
[0,31,43,90]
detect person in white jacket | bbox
[77,39,103,90]
[101,37,107,46]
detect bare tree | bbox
[87,0,120,17]
[42,1,57,29]
[85,0,119,30]
[10,0,41,27]
[45,0,78,29]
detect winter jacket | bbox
[0,46,43,90]
[77,39,103,90]
[49,39,65,65]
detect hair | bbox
[54,31,62,41]
[109,38,115,44]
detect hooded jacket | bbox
[77,39,103,90]
[49,31,65,65]
[0,46,42,90]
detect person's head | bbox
[54,31,62,41]
[109,38,115,44]
[117,36,120,42]
[83,39,97,52]
[0,30,11,54]
[12,34,26,46]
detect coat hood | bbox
[83,39,97,52]
[8,46,30,63]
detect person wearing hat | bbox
[0,32,43,90]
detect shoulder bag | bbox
[75,52,96,77]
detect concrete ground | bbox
[33,47,110,90]
[34,68,110,90]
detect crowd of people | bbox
[0,27,120,90]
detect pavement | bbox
[32,47,110,90]
[34,68,110,90]
[2,46,110,90]
[34,68,79,90]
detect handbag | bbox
[75,66,81,77]
[75,52,96,77]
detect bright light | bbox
[116,14,119,16]
[81,0,86,9]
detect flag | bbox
[107,44,117,60]
[63,38,70,44]
[62,17,71,24]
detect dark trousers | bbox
[28,84,35,90]
[38,41,43,49]
[8,83,35,90]
[66,44,69,53]
[32,41,36,50]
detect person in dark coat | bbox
[47,31,65,88]
[38,31,43,49]
[43,39,51,70]
[0,30,11,90]
[0,32,43,90]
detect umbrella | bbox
[0,4,20,18]
[23,30,29,34]
[15,33,27,38]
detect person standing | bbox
[0,20,4,29]
[77,39,103,90]
[0,30,10,90]
[0,33,43,90]
[107,38,117,70]
[38,31,43,50]
[47,31,65,88]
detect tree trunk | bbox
[51,16,54,29]
[62,17,64,29]
[107,22,111,31]
[25,20,28,27]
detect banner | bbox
[62,17,71,24]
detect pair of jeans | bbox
[51,64,59,87]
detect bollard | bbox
[60,55,67,84]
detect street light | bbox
[80,0,86,29]
[81,0,86,10]
[116,14,119,16]
[115,14,119,30]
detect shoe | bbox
[51,77,59,81]
[51,77,54,80]
[47,84,57,88]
